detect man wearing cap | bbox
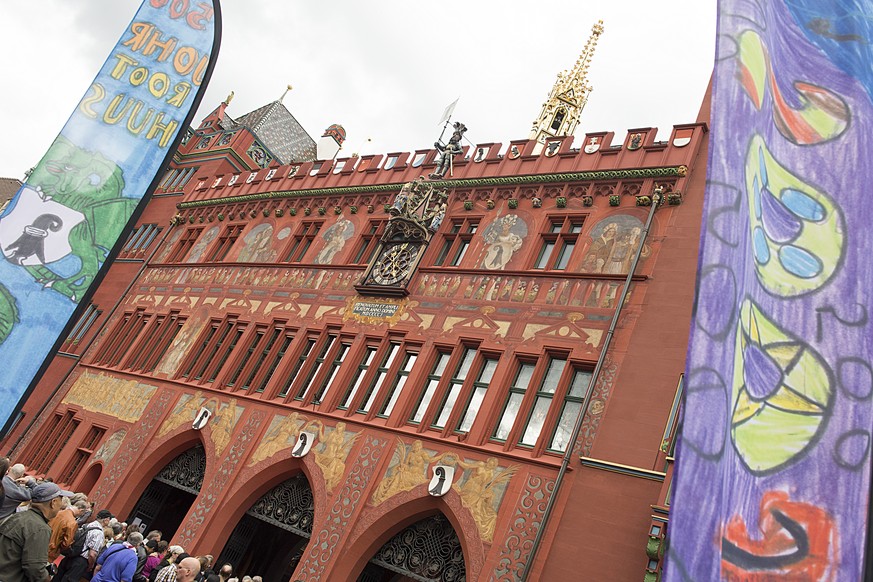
[0,481,72,582]
[54,508,114,582]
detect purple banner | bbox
[667,1,873,580]
[0,0,220,433]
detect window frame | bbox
[282,220,323,263]
[166,227,204,263]
[491,352,591,455]
[207,223,245,262]
[64,303,102,349]
[177,316,247,384]
[350,219,387,265]
[124,311,186,374]
[408,344,497,436]
[433,217,480,267]
[532,215,585,271]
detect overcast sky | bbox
[0,0,716,179]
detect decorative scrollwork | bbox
[246,474,314,536]
[154,444,206,494]
[385,219,429,243]
[370,514,466,582]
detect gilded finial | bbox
[528,19,604,142]
[279,84,293,103]
[224,90,234,105]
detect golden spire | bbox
[279,84,293,103]
[529,20,604,143]
[224,90,234,105]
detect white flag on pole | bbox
[438,97,460,125]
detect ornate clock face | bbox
[371,243,417,286]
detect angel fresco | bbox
[371,439,453,505]
[312,421,358,491]
[481,213,528,270]
[455,457,516,542]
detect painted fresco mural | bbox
[314,215,354,265]
[92,429,127,465]
[185,226,219,263]
[666,2,872,580]
[237,223,277,262]
[249,412,318,465]
[312,421,359,492]
[156,392,241,456]
[579,214,650,275]
[371,439,449,505]
[62,372,156,422]
[480,213,528,270]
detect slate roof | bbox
[222,101,317,164]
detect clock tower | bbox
[529,20,604,145]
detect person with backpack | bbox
[0,482,72,582]
[48,498,89,562]
[92,532,141,582]
[53,508,114,582]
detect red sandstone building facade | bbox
[2,82,708,579]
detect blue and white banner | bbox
[0,0,221,432]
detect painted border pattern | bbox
[492,473,556,581]
[174,409,263,547]
[295,435,387,580]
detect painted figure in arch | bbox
[481,214,528,270]
[314,216,354,265]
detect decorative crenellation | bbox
[175,167,688,210]
[173,176,681,227]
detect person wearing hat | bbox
[0,481,72,582]
[54,508,115,582]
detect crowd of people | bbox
[0,458,261,582]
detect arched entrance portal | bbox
[217,474,314,581]
[357,514,466,582]
[128,444,206,539]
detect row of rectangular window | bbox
[160,166,198,191]
[161,213,587,272]
[94,311,593,454]
[25,410,106,488]
[121,223,163,256]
